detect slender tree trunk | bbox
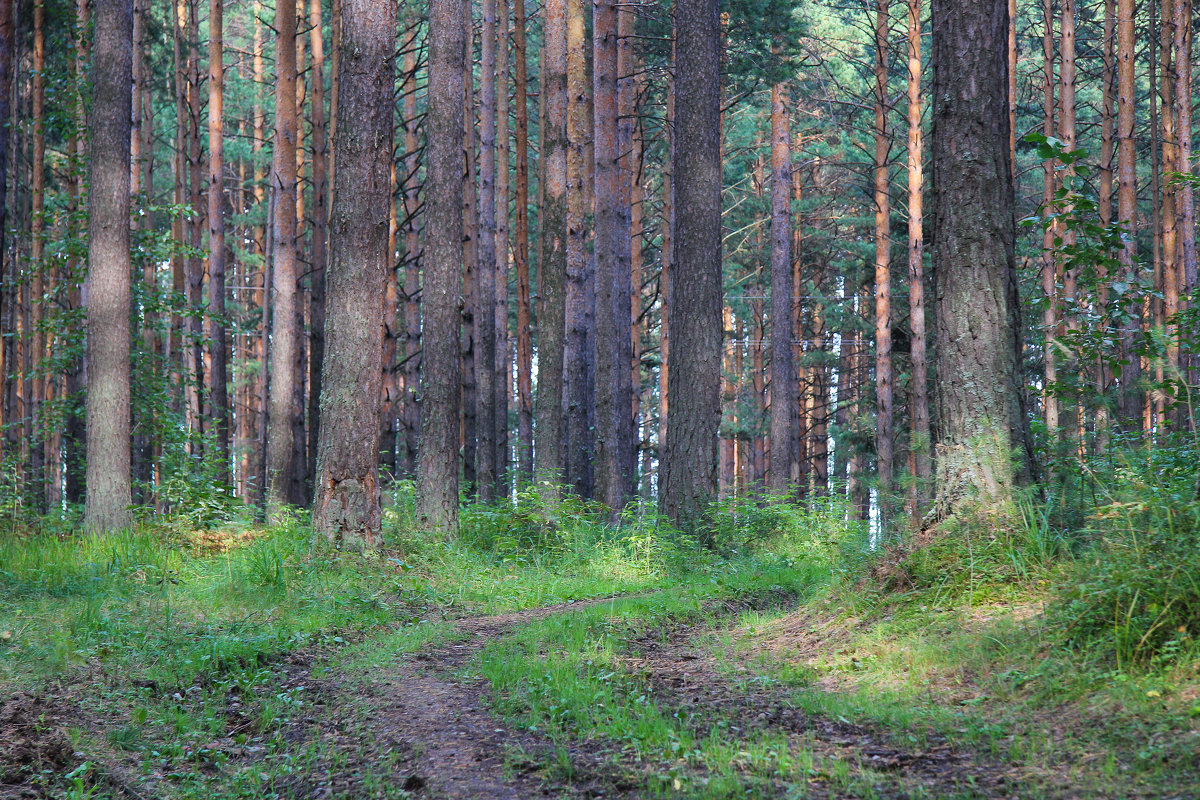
[930,0,1033,517]
[1041,0,1059,436]
[187,0,204,447]
[1115,0,1141,426]
[268,0,303,513]
[417,0,465,534]
[495,0,511,492]
[208,0,231,483]
[29,0,44,509]
[1060,0,1082,449]
[1173,0,1195,409]
[659,0,721,531]
[565,0,593,498]
[873,0,894,522]
[1096,0,1115,448]
[308,0,329,486]
[313,0,393,547]
[906,0,930,517]
[513,0,533,481]
[85,0,134,531]
[462,13,478,492]
[1161,0,1179,422]
[618,0,637,490]
[0,0,13,473]
[63,0,88,504]
[534,0,568,493]
[767,80,792,499]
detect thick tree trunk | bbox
[313,0,393,548]
[930,0,1033,517]
[416,0,465,535]
[477,0,498,502]
[84,0,134,531]
[906,0,930,518]
[873,0,893,522]
[208,0,231,483]
[1173,0,1195,407]
[534,0,568,493]
[268,0,303,513]
[594,0,635,514]
[659,0,721,532]
[767,81,792,499]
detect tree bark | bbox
[594,0,636,514]
[930,0,1033,517]
[477,0,499,502]
[1115,0,1141,426]
[767,80,792,499]
[208,0,231,484]
[659,0,721,532]
[566,0,594,499]
[84,0,134,531]
[873,0,894,522]
[534,0,568,493]
[308,0,329,488]
[313,0,393,548]
[906,0,930,519]
[417,0,465,535]
[1040,0,1059,436]
[513,0,533,481]
[495,0,511,491]
[268,0,303,513]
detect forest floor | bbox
[2,502,1199,799]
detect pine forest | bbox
[2,0,1200,797]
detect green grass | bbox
[4,472,1200,798]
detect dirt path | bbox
[330,595,641,800]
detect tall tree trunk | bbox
[313,0,393,547]
[565,0,593,499]
[1115,0,1141,426]
[476,0,499,502]
[308,0,329,487]
[618,0,637,490]
[417,0,465,534]
[659,0,721,532]
[29,0,44,509]
[1161,0,1178,424]
[208,0,231,483]
[534,0,568,493]
[495,0,511,492]
[594,0,635,514]
[1041,0,1059,436]
[930,0,1033,517]
[187,0,204,447]
[63,0,88,504]
[268,0,303,513]
[1059,0,1081,448]
[1096,0,1115,448]
[906,0,930,517]
[85,0,134,531]
[401,39,421,478]
[513,0,532,481]
[1173,0,1195,407]
[461,13,478,493]
[873,0,894,522]
[767,80,792,499]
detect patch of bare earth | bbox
[618,616,1039,799]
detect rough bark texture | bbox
[307,0,329,487]
[594,0,635,514]
[313,0,393,549]
[267,0,302,514]
[566,0,593,499]
[659,0,721,532]
[767,81,792,499]
[495,0,511,489]
[1040,0,1058,436]
[873,0,893,519]
[906,0,931,517]
[513,0,533,481]
[208,0,231,483]
[1115,0,1141,425]
[477,0,499,502]
[930,0,1033,518]
[84,0,134,531]
[417,0,465,535]
[534,0,568,493]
